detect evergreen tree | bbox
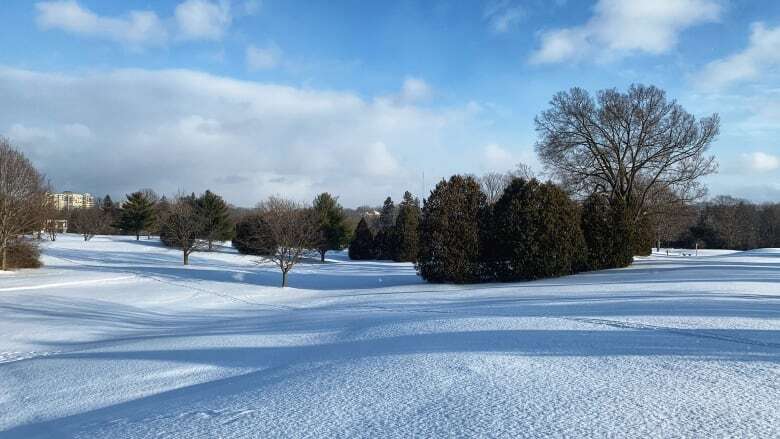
[492,178,586,281]
[101,195,119,234]
[232,214,277,255]
[393,191,421,262]
[312,192,349,262]
[118,191,155,240]
[102,195,114,211]
[581,194,633,270]
[195,190,234,251]
[417,175,486,283]
[375,197,397,259]
[349,217,376,260]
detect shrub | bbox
[232,214,276,256]
[4,239,42,269]
[491,178,585,281]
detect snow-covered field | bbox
[0,235,778,438]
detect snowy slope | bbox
[0,235,778,438]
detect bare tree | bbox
[161,196,205,265]
[255,197,317,287]
[535,84,719,220]
[479,172,508,204]
[0,139,49,270]
[508,162,536,181]
[70,207,111,241]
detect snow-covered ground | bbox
[0,234,778,438]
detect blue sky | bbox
[1,0,778,206]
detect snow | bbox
[0,234,778,438]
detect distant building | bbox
[49,191,96,210]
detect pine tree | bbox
[118,191,155,240]
[312,193,349,262]
[491,178,586,281]
[393,191,421,262]
[195,190,234,251]
[417,175,486,283]
[376,197,397,259]
[349,217,376,260]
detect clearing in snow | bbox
[0,235,778,437]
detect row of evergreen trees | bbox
[349,175,647,284]
[348,191,421,262]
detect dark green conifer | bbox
[349,217,376,260]
[417,175,486,283]
[118,191,155,240]
[393,191,421,262]
[375,197,397,259]
[492,178,585,281]
[195,190,234,251]
[312,192,349,262]
[232,214,277,256]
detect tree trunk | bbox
[1,245,6,271]
[320,250,326,263]
[282,270,288,287]
[208,239,213,251]
[183,251,189,265]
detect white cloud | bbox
[530,0,721,64]
[246,44,282,70]
[0,67,476,206]
[175,0,232,41]
[399,77,432,104]
[482,144,514,171]
[483,0,525,34]
[35,0,168,48]
[35,0,235,46]
[741,152,780,172]
[696,23,780,90]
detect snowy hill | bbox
[0,234,778,437]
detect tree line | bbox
[4,84,773,288]
[654,196,780,250]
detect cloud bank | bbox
[0,67,478,206]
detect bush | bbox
[4,239,42,269]
[232,214,276,256]
[417,175,486,283]
[491,178,586,281]
[581,194,633,269]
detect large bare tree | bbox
[535,84,719,220]
[255,197,317,287]
[0,139,49,270]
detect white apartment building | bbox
[49,191,96,210]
